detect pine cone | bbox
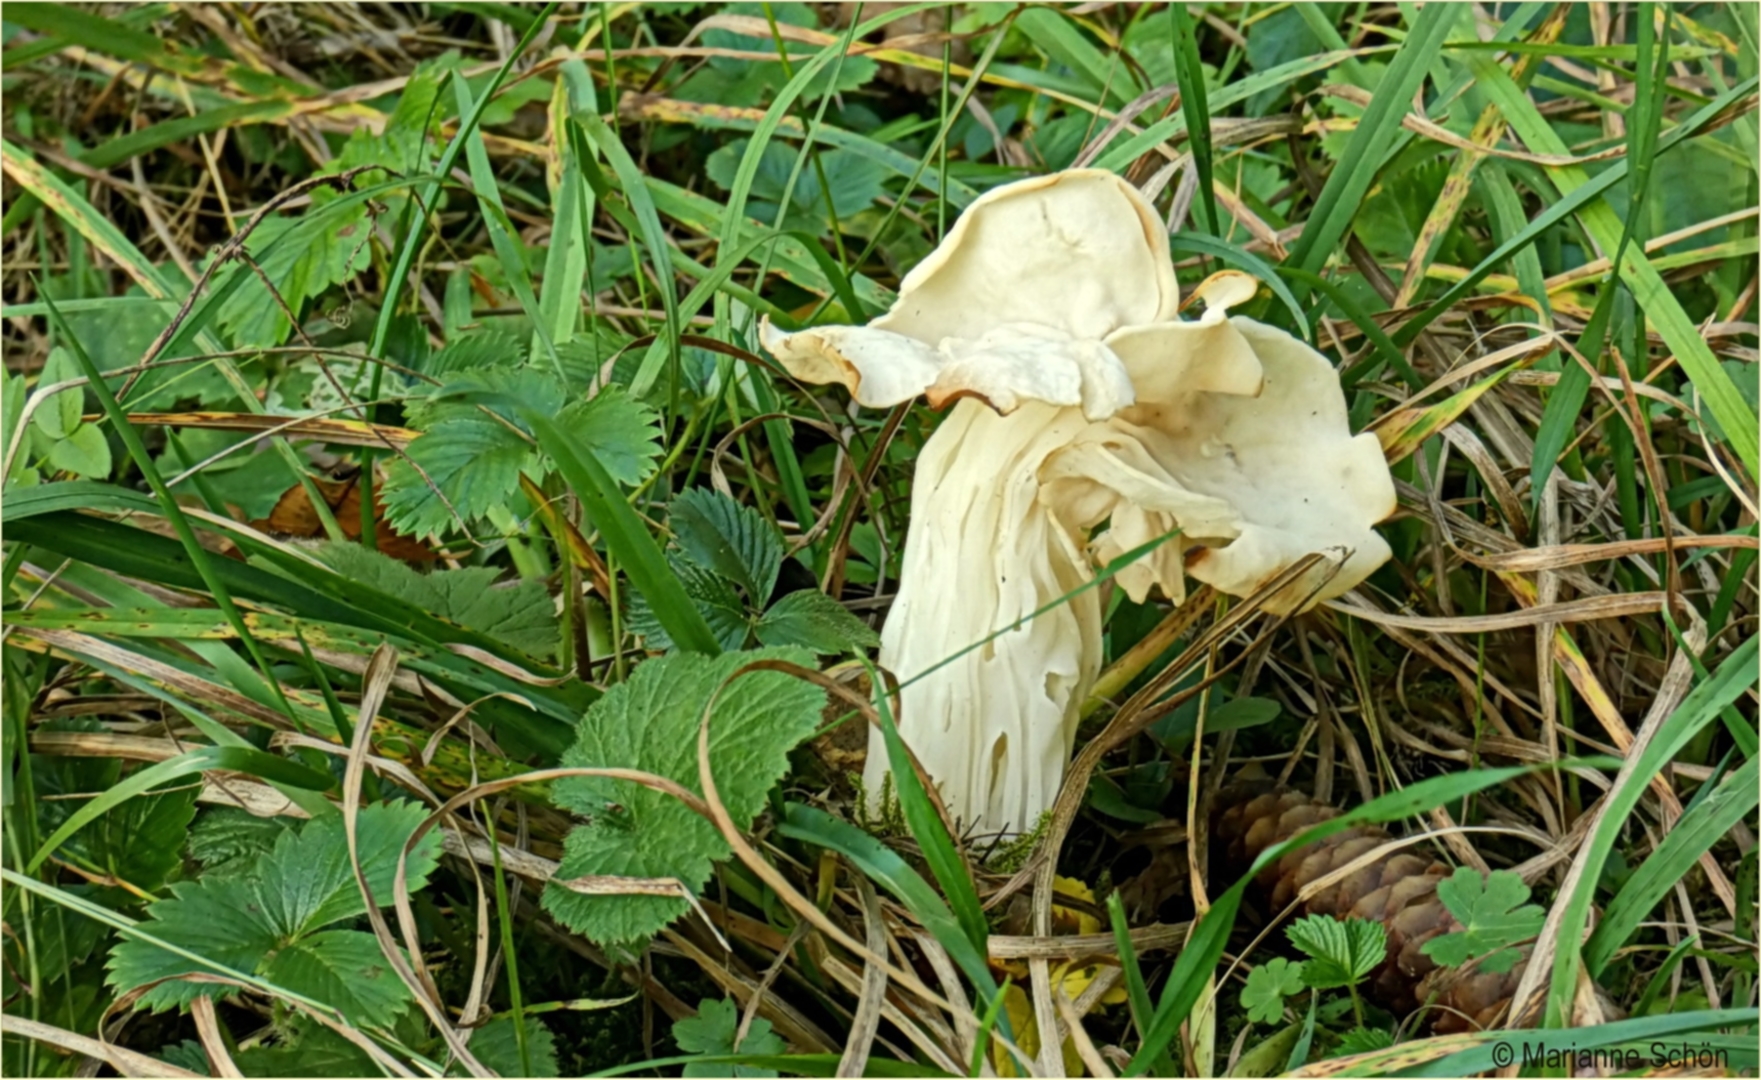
[1213,782,1525,1033]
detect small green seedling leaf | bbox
[673,998,785,1078]
[1287,914,1386,990]
[1331,1027,1395,1057]
[1241,957,1307,1024]
[1421,867,1545,974]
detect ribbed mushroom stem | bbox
[1213,782,1528,1033]
[867,399,1103,838]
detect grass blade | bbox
[862,659,987,962]
[1583,753,1759,976]
[524,409,721,656]
[1284,4,1459,286]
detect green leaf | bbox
[45,422,111,479]
[1420,868,1544,974]
[704,139,888,234]
[426,328,528,379]
[30,745,333,875]
[106,876,280,1012]
[1331,1027,1394,1058]
[1241,957,1307,1024]
[669,487,784,604]
[776,803,1002,1012]
[312,542,558,659]
[49,785,195,896]
[106,804,442,1015]
[1587,754,1760,977]
[754,590,878,655]
[213,209,371,349]
[471,1015,561,1078]
[254,803,444,938]
[1283,3,1459,286]
[33,346,81,439]
[261,930,411,1029]
[380,411,532,536]
[692,3,877,103]
[188,807,291,880]
[1287,914,1386,989]
[552,387,662,487]
[673,998,785,1078]
[628,557,753,652]
[541,649,822,944]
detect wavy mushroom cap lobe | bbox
[873,169,1181,345]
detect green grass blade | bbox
[41,292,310,731]
[1543,633,1759,1026]
[1584,753,1759,977]
[1015,6,1137,107]
[1169,234,1309,337]
[27,745,332,873]
[1460,54,1760,477]
[1284,4,1458,285]
[776,802,1001,1009]
[0,480,161,522]
[861,659,987,962]
[1278,267,1420,390]
[1106,891,1162,1070]
[1393,75,1758,350]
[452,76,559,375]
[1168,1,1217,234]
[524,409,721,655]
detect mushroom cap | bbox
[1042,314,1397,615]
[758,169,1176,421]
[872,169,1180,343]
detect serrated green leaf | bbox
[261,930,411,1029]
[471,1015,560,1078]
[669,487,784,603]
[107,804,442,1015]
[541,648,823,945]
[46,422,112,479]
[425,328,528,380]
[34,723,197,894]
[213,210,371,349]
[156,1040,212,1076]
[106,875,279,1012]
[1331,1027,1394,1057]
[380,411,533,536]
[255,803,443,938]
[1287,915,1385,990]
[1420,868,1544,974]
[313,542,557,659]
[704,139,888,234]
[628,556,752,652]
[189,807,291,880]
[673,998,785,1078]
[754,589,878,655]
[552,387,662,487]
[33,346,81,439]
[1241,957,1307,1024]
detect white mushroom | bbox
[760,169,1396,838]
